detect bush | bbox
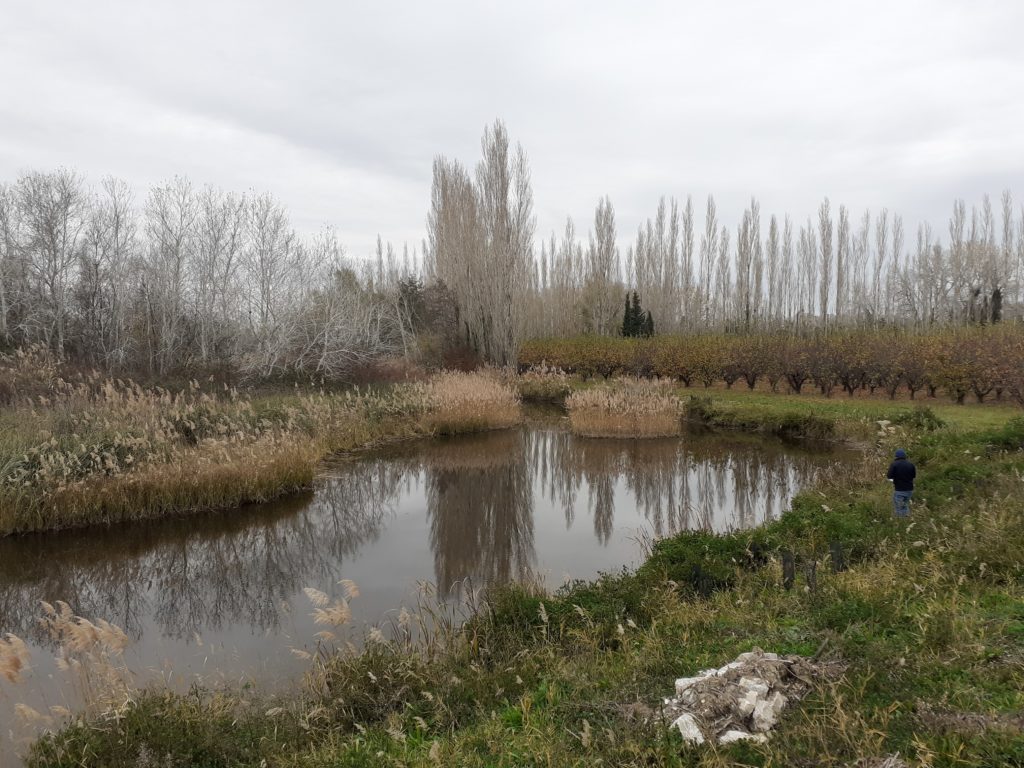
[640,530,769,594]
[519,327,1024,407]
[890,406,946,432]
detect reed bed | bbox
[415,370,522,436]
[516,364,571,403]
[566,377,682,437]
[0,367,522,535]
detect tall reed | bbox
[415,370,522,436]
[0,369,520,534]
[566,377,682,438]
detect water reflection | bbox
[0,424,843,649]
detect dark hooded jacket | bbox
[886,458,916,492]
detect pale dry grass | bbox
[39,600,134,718]
[517,365,571,402]
[0,367,523,533]
[0,633,32,684]
[1,601,136,742]
[415,370,522,435]
[566,377,682,437]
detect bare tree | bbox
[873,208,889,322]
[16,169,88,355]
[818,198,833,324]
[194,186,246,365]
[680,195,695,326]
[78,177,136,368]
[144,176,197,374]
[700,195,718,325]
[0,183,19,345]
[765,214,780,325]
[583,196,620,334]
[714,226,731,327]
[428,120,534,365]
[835,205,850,323]
[798,219,818,322]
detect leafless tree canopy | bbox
[0,170,416,379]
[426,120,535,366]
[2,124,1021,375]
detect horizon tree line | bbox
[2,120,1023,374]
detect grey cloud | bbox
[2,0,1023,257]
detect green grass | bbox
[23,389,1024,767]
[703,386,1020,433]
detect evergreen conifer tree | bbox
[621,292,633,337]
[622,290,638,333]
[642,310,655,337]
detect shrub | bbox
[890,406,946,432]
[639,530,769,595]
[519,326,1024,406]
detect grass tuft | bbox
[567,377,682,437]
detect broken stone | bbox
[736,688,760,717]
[674,676,703,695]
[663,650,846,745]
[738,676,770,696]
[719,729,768,744]
[671,712,705,744]
[752,692,787,732]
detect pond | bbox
[0,416,852,760]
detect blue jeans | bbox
[893,490,913,517]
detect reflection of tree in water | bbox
[527,430,834,539]
[0,426,843,653]
[0,462,403,647]
[420,430,536,597]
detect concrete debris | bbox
[851,756,908,768]
[663,648,845,746]
[719,729,768,745]
[752,691,787,732]
[671,712,705,744]
[673,676,703,695]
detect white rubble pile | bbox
[664,648,839,746]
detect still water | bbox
[0,418,850,758]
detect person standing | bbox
[886,448,916,517]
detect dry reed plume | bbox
[39,601,134,718]
[0,363,527,534]
[566,377,682,438]
[415,370,522,435]
[516,364,571,402]
[0,601,136,749]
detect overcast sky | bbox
[3,1,1024,258]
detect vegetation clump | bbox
[0,366,522,534]
[415,370,522,435]
[516,365,572,403]
[566,377,681,437]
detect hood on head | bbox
[894,449,907,459]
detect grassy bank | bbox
[0,370,521,535]
[19,391,1024,767]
